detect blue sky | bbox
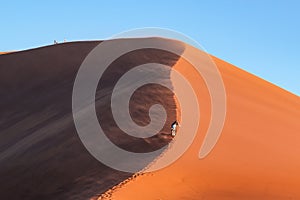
[1,0,299,95]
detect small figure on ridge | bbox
[171,120,180,137]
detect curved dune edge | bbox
[0,39,183,199]
[97,94,183,200]
[100,43,300,199]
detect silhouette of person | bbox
[171,121,180,137]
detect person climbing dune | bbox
[171,121,180,137]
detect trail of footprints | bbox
[98,137,175,200]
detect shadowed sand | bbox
[1,38,300,200]
[103,43,300,199]
[0,39,183,199]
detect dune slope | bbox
[1,38,299,200]
[107,44,300,200]
[0,39,182,199]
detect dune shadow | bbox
[0,38,184,199]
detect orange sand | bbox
[0,52,13,55]
[1,39,299,199]
[106,44,300,199]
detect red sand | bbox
[1,39,299,200]
[104,43,300,200]
[0,40,181,199]
[0,52,13,55]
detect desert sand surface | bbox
[0,39,182,199]
[1,38,299,200]
[104,43,300,200]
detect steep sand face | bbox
[2,39,299,200]
[108,44,300,200]
[0,39,183,200]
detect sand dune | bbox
[0,40,181,199]
[104,43,300,200]
[1,38,299,200]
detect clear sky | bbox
[1,0,299,95]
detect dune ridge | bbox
[0,39,182,200]
[106,43,300,200]
[1,38,299,200]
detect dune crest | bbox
[1,39,299,200]
[105,43,300,200]
[0,39,182,199]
